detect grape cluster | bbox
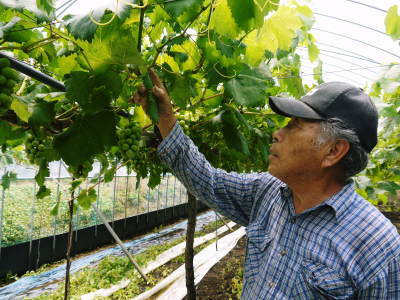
[0,58,19,115]
[67,158,94,178]
[117,120,142,163]
[25,136,51,164]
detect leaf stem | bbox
[21,36,55,52]
[55,105,79,120]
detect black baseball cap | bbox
[269,82,378,153]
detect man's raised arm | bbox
[131,69,279,225]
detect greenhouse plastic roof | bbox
[57,0,400,88]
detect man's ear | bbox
[321,139,350,168]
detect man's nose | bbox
[272,128,283,143]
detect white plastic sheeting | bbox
[80,221,236,300]
[133,227,246,300]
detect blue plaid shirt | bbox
[158,123,400,299]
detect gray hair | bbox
[313,118,369,178]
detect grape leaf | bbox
[377,182,400,196]
[313,60,323,84]
[50,54,82,78]
[1,171,17,190]
[104,165,117,183]
[29,99,56,128]
[36,185,50,199]
[148,170,161,189]
[4,23,41,43]
[253,0,280,27]
[210,0,240,39]
[221,110,250,156]
[278,54,305,98]
[70,179,83,190]
[170,39,201,71]
[157,54,180,73]
[53,110,117,167]
[225,66,272,107]
[385,5,400,39]
[36,0,55,17]
[227,0,256,31]
[0,17,21,39]
[35,159,49,186]
[307,34,319,62]
[164,0,203,18]
[170,75,197,108]
[0,121,11,144]
[50,200,59,216]
[244,5,302,65]
[77,188,97,210]
[63,10,104,41]
[77,17,144,69]
[65,70,121,114]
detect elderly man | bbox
[134,70,400,299]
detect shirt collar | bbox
[324,179,356,222]
[280,180,356,222]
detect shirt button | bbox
[280,250,288,256]
[268,282,274,288]
[283,189,291,197]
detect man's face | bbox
[268,118,326,183]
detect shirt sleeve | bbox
[157,122,277,226]
[357,255,400,299]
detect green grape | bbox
[0,58,10,68]
[0,63,21,115]
[67,157,94,178]
[0,75,6,85]
[25,135,51,165]
[1,67,16,79]
[0,87,12,95]
[6,79,16,89]
[0,93,11,115]
[116,120,145,174]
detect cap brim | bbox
[269,96,325,120]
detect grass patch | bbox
[32,216,231,299]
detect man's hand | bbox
[132,69,177,139]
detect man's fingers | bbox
[138,84,146,95]
[148,68,163,88]
[152,86,165,98]
[132,93,142,104]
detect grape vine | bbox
[0,0,397,235]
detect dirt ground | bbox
[190,211,400,300]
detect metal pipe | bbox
[0,52,65,91]
[91,203,149,282]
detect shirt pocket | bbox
[297,259,356,300]
[244,222,273,283]
[246,221,273,252]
